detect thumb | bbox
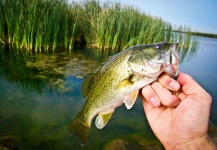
[178,72,201,95]
[177,72,212,103]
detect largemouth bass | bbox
[68,42,179,144]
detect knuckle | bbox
[162,98,172,106]
[151,82,162,89]
[184,73,192,80]
[206,93,212,104]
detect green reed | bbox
[0,0,79,51]
[0,0,195,51]
[79,1,170,50]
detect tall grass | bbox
[79,1,167,50]
[0,0,195,51]
[0,0,79,51]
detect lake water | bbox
[0,37,217,149]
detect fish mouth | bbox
[163,43,179,80]
[163,63,179,80]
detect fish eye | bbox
[155,44,163,50]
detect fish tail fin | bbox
[68,115,90,145]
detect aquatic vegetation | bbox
[170,26,200,62]
[78,1,175,50]
[0,46,100,93]
[0,0,196,51]
[0,37,217,149]
[0,0,79,51]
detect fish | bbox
[68,42,179,145]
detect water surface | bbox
[0,37,217,149]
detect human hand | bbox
[140,72,216,149]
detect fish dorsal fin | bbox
[81,74,94,98]
[124,90,139,109]
[95,109,115,129]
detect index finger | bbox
[158,73,180,91]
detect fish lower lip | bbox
[163,63,179,79]
[165,71,179,80]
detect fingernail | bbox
[169,81,180,91]
[150,97,160,107]
[173,100,181,107]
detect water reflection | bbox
[167,32,200,62]
[0,37,217,149]
[0,46,101,93]
[0,46,123,149]
[178,36,199,62]
[0,35,198,94]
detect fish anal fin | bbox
[81,74,94,97]
[68,114,90,145]
[95,109,114,129]
[124,90,139,109]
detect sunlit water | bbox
[0,37,217,149]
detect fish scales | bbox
[82,49,133,118]
[68,42,179,145]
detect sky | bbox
[68,0,217,34]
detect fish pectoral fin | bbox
[115,76,133,90]
[95,109,115,129]
[124,90,139,109]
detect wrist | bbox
[165,135,217,150]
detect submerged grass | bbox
[0,0,195,51]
